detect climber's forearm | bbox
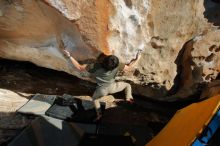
[63,49,86,71]
[123,51,142,72]
[68,56,86,71]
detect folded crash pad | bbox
[146,95,220,146]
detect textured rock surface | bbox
[0,0,99,80]
[44,0,112,54]
[0,0,220,98]
[186,31,220,86]
[162,30,220,101]
[200,80,220,99]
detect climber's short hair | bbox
[101,55,119,71]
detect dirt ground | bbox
[0,59,180,146]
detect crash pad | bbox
[45,96,78,120]
[79,133,134,146]
[45,95,105,123]
[17,94,56,115]
[192,109,220,146]
[8,117,84,146]
[17,94,101,134]
[146,95,220,146]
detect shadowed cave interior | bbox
[0,58,189,146]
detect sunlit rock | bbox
[0,0,220,98]
[0,0,98,79]
[176,30,220,99]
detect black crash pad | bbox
[79,133,134,146]
[45,96,105,124]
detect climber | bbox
[63,50,141,120]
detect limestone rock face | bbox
[162,30,220,101]
[178,30,220,98]
[0,0,99,79]
[200,80,220,99]
[44,0,112,54]
[188,31,220,85]
[0,0,220,98]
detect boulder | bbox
[0,0,99,80]
[0,0,219,98]
[200,80,220,99]
[161,30,220,101]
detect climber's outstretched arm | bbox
[63,50,86,71]
[123,50,142,72]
